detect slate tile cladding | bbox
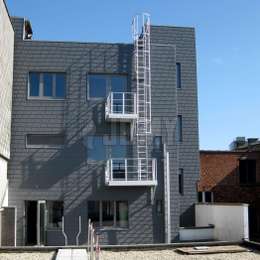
[8,17,199,245]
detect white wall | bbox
[195,203,249,241]
[0,157,8,207]
[179,226,214,241]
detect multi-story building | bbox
[0,0,14,206]
[199,137,260,241]
[6,8,199,246]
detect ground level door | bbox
[25,200,46,245]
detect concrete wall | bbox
[8,17,199,245]
[0,0,14,160]
[195,203,249,241]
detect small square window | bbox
[156,200,163,215]
[153,136,162,150]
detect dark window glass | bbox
[43,73,53,96]
[153,136,162,150]
[88,75,107,98]
[112,159,126,179]
[112,136,129,158]
[88,201,100,226]
[46,201,63,229]
[116,201,128,228]
[176,63,181,88]
[156,200,163,215]
[178,168,184,195]
[239,159,256,184]
[198,192,203,202]
[102,201,114,227]
[177,115,183,142]
[56,74,66,98]
[27,134,65,147]
[111,76,127,92]
[29,73,40,96]
[86,136,106,160]
[205,192,212,203]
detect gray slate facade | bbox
[8,16,199,246]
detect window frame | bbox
[198,191,214,203]
[86,73,128,100]
[87,200,129,230]
[46,201,64,231]
[27,72,66,100]
[26,133,65,149]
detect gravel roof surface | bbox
[100,249,260,260]
[0,252,55,260]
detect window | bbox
[26,134,65,148]
[198,192,203,202]
[177,115,183,142]
[205,192,213,202]
[46,201,63,229]
[239,159,256,185]
[102,201,114,227]
[87,201,128,228]
[198,191,213,203]
[156,200,163,215]
[87,201,100,227]
[29,72,40,96]
[176,63,181,88]
[178,168,184,195]
[86,135,130,160]
[28,72,66,99]
[153,136,162,150]
[88,74,127,98]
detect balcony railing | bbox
[105,92,137,122]
[105,158,157,186]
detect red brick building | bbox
[199,149,260,241]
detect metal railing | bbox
[106,92,137,115]
[87,219,100,260]
[105,158,157,183]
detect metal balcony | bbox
[105,92,137,122]
[105,158,157,186]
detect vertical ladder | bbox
[132,13,152,179]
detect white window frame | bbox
[27,72,66,100]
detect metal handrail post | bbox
[76,216,81,246]
[62,216,68,246]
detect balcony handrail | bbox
[106,92,137,115]
[106,158,157,183]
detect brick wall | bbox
[199,150,260,240]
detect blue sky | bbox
[6,0,260,150]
